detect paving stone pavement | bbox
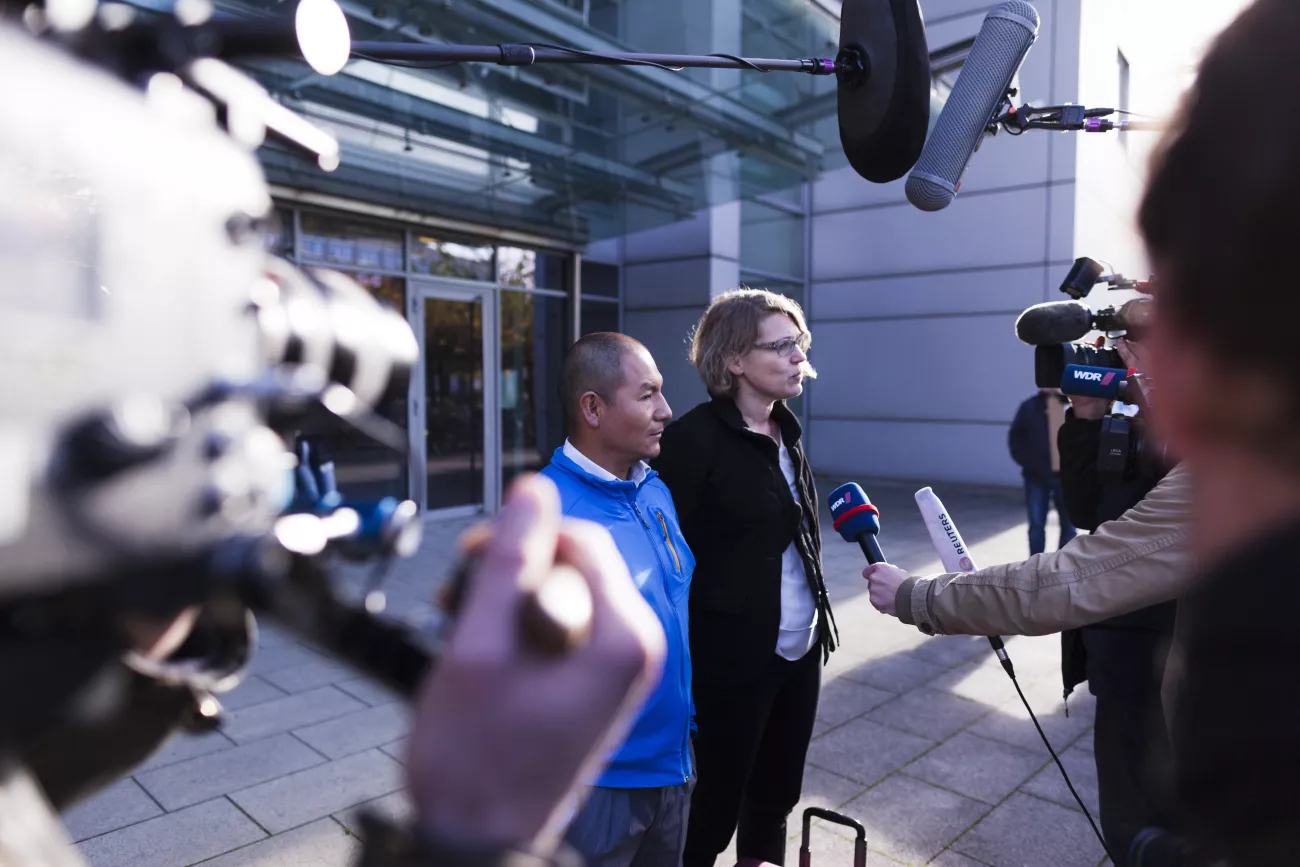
[62,477,1109,867]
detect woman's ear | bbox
[726,354,745,378]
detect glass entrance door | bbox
[409,282,498,516]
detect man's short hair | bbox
[559,332,647,431]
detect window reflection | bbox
[266,207,294,259]
[580,298,620,336]
[499,246,568,290]
[740,199,804,282]
[425,296,485,510]
[349,272,405,312]
[295,273,409,502]
[580,261,620,299]
[410,234,494,281]
[301,212,404,271]
[501,290,568,487]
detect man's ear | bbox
[579,391,603,428]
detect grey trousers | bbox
[564,781,694,867]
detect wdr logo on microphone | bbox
[1072,369,1116,385]
[831,491,851,511]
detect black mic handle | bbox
[857,534,886,565]
[987,635,1015,678]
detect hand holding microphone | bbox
[827,483,912,617]
[861,563,910,617]
[828,482,885,563]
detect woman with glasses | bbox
[653,288,838,867]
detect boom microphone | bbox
[905,1,1039,211]
[837,0,932,183]
[1014,300,1095,345]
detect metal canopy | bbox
[122,0,849,244]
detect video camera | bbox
[1094,371,1168,480]
[1015,257,1165,480]
[0,4,443,750]
[1020,257,1156,389]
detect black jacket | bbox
[1057,411,1176,700]
[652,396,838,688]
[1009,392,1065,480]
[1173,517,1300,867]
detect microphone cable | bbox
[987,637,1115,863]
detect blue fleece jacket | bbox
[540,446,695,789]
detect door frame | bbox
[408,278,500,520]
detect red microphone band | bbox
[832,503,879,532]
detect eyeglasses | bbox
[753,331,811,358]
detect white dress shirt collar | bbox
[563,439,650,487]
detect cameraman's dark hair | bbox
[1138,0,1300,446]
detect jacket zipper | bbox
[633,501,692,783]
[655,510,682,573]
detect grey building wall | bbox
[606,0,746,417]
[620,192,741,415]
[805,0,1082,487]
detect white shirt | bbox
[563,439,650,487]
[776,440,819,661]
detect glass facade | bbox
[500,290,569,487]
[423,295,487,510]
[143,0,844,246]
[267,204,592,515]
[113,0,962,515]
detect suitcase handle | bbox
[799,808,867,867]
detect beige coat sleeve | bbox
[896,464,1192,637]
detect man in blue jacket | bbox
[542,332,695,867]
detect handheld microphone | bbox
[1062,363,1127,400]
[913,487,1013,677]
[828,483,885,564]
[838,482,1110,860]
[1014,300,1095,346]
[905,1,1039,211]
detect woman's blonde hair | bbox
[688,287,816,397]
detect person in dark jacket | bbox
[652,288,838,867]
[1135,1,1300,861]
[1008,388,1078,555]
[1057,379,1177,867]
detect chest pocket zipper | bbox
[654,510,683,574]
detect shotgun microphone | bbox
[1015,300,1096,345]
[905,1,1039,210]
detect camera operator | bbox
[1056,338,1177,867]
[1133,0,1300,861]
[1,475,668,867]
